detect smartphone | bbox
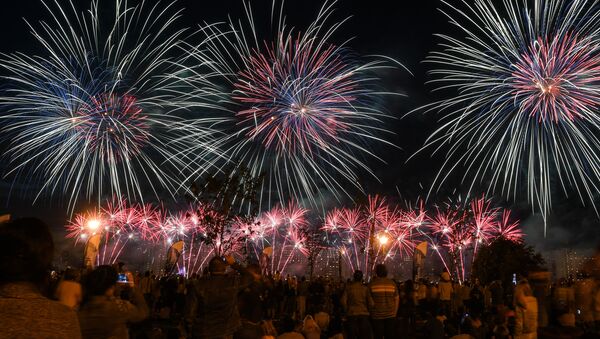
[117,273,129,284]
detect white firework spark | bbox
[420,0,600,231]
[0,0,223,211]
[180,0,408,209]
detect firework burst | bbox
[421,194,524,281]
[421,0,600,230]
[65,197,163,265]
[183,0,407,207]
[322,195,415,274]
[0,0,220,210]
[248,201,311,274]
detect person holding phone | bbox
[78,265,149,338]
[185,255,253,339]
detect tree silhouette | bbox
[472,238,545,286]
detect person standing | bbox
[284,276,298,319]
[469,279,485,315]
[427,281,439,312]
[138,271,153,311]
[0,218,82,338]
[341,270,373,339]
[514,279,538,339]
[55,268,83,310]
[552,278,575,318]
[489,280,505,309]
[297,276,309,320]
[186,255,253,339]
[368,264,399,339]
[78,265,149,339]
[438,272,453,315]
[574,273,594,330]
[236,264,268,339]
[415,279,427,313]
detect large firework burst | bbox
[422,0,600,229]
[183,0,406,208]
[0,0,219,210]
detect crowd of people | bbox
[2,217,600,339]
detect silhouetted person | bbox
[55,268,83,310]
[186,255,253,338]
[78,265,148,338]
[0,218,82,338]
[235,264,267,339]
[341,270,373,339]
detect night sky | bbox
[0,0,598,252]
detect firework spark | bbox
[247,201,311,274]
[421,195,524,281]
[322,195,415,274]
[0,0,220,210]
[182,0,406,208]
[65,197,162,265]
[421,0,600,230]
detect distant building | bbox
[543,248,594,279]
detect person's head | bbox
[0,218,54,285]
[353,270,363,282]
[434,307,446,318]
[144,271,150,277]
[493,324,510,339]
[374,264,387,278]
[247,263,261,280]
[63,268,80,282]
[280,316,297,333]
[208,256,226,275]
[85,265,118,297]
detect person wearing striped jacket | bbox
[368,264,399,339]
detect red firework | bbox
[322,195,415,273]
[512,32,600,123]
[234,35,355,155]
[471,196,499,245]
[495,210,523,243]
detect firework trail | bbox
[159,209,208,276]
[423,195,524,281]
[182,0,407,208]
[420,0,600,231]
[322,195,416,275]
[162,202,257,276]
[495,210,524,243]
[65,197,162,265]
[0,0,221,211]
[249,201,310,274]
[67,198,254,276]
[427,204,468,280]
